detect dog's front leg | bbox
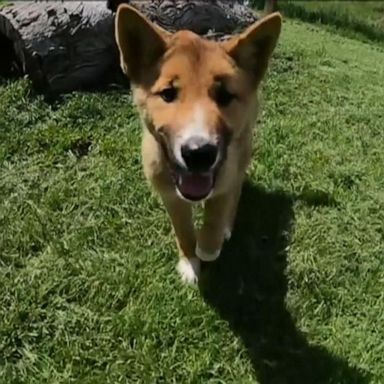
[161,195,200,284]
[196,187,239,262]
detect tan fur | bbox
[115,5,282,283]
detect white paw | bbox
[177,257,200,284]
[196,245,221,262]
[224,227,232,241]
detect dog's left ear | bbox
[223,13,282,85]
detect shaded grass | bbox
[1,18,384,383]
[201,182,369,383]
[280,1,384,45]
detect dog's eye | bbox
[158,87,178,103]
[215,85,236,107]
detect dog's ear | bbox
[115,5,170,82]
[223,13,282,85]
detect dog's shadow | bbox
[199,181,369,383]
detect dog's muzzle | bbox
[173,136,219,201]
[153,127,231,202]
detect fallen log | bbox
[0,1,258,94]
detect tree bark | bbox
[264,0,278,14]
[0,1,257,95]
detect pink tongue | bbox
[178,173,213,199]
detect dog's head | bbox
[115,5,281,202]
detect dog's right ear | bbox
[115,5,170,83]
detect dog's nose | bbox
[181,137,218,172]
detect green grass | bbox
[1,18,384,383]
[280,1,384,45]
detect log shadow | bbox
[199,181,370,383]
[0,33,22,79]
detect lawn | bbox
[1,16,384,384]
[280,1,384,45]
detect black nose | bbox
[181,137,218,172]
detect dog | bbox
[115,5,282,284]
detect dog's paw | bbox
[224,227,232,241]
[177,257,200,284]
[196,245,221,262]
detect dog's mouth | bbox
[172,169,216,202]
